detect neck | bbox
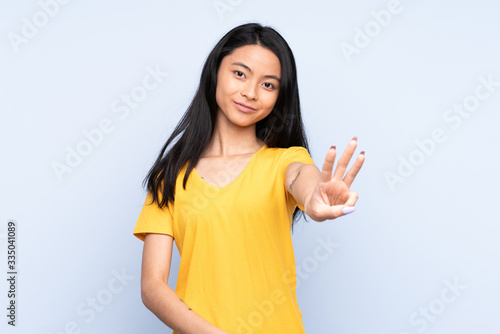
[204,114,265,158]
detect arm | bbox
[285,162,320,211]
[285,139,365,222]
[141,233,228,334]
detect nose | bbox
[241,82,258,101]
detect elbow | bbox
[141,278,168,310]
[141,279,152,309]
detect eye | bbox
[263,82,276,90]
[234,71,245,78]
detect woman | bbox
[133,22,364,334]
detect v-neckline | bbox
[192,144,267,191]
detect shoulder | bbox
[261,146,310,157]
[273,146,312,162]
[259,146,314,171]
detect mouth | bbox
[233,101,256,113]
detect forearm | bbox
[142,280,228,334]
[289,164,320,210]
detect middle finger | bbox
[332,137,358,180]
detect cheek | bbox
[215,81,226,108]
[215,85,222,106]
[263,92,279,109]
[215,74,232,104]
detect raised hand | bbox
[305,137,365,222]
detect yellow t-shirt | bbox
[133,144,315,334]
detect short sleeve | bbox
[133,191,174,242]
[281,146,315,211]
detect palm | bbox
[321,178,351,206]
[306,137,365,221]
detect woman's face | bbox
[215,44,281,129]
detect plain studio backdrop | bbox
[1,0,499,333]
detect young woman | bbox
[133,23,365,334]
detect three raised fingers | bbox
[321,137,365,186]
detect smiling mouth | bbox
[234,101,256,112]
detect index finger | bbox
[320,145,337,183]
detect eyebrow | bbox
[231,62,281,83]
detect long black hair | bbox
[143,22,311,231]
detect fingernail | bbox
[342,206,356,215]
[360,151,365,155]
[352,136,358,141]
[330,145,336,150]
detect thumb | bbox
[341,206,356,215]
[341,191,359,215]
[327,205,355,219]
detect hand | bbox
[305,137,365,222]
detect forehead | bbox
[223,45,281,74]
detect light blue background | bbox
[1,0,499,333]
